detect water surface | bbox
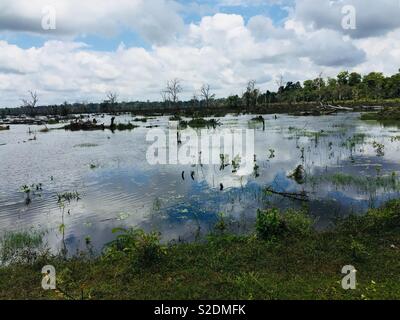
[0,113,399,254]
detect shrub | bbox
[256,208,313,240]
[105,228,166,267]
[350,239,368,261]
[256,208,284,240]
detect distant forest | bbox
[2,70,400,117]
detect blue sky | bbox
[0,0,399,107]
[2,0,290,51]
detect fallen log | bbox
[265,186,309,202]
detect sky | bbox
[1,0,400,107]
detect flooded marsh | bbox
[1,112,400,254]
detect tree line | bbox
[1,70,400,117]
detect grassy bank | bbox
[0,200,399,300]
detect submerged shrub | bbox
[105,228,166,267]
[256,208,313,240]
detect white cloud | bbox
[0,0,184,44]
[0,0,400,107]
[294,0,400,38]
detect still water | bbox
[0,113,399,254]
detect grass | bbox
[73,143,99,148]
[0,230,45,265]
[115,122,138,131]
[361,107,400,121]
[307,172,400,193]
[0,200,399,300]
[179,118,221,129]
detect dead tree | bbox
[166,79,182,107]
[106,92,118,105]
[106,92,118,114]
[244,80,258,110]
[200,84,215,109]
[22,91,39,117]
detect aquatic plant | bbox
[19,183,42,205]
[219,154,229,170]
[116,122,138,131]
[268,149,275,159]
[231,155,241,173]
[250,116,265,122]
[133,117,148,123]
[179,118,221,129]
[253,162,260,178]
[307,172,400,194]
[57,191,81,205]
[342,133,367,150]
[74,143,99,148]
[47,119,59,125]
[372,141,385,157]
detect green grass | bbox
[361,108,400,121]
[0,201,399,300]
[307,172,400,193]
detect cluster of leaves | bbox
[57,191,81,205]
